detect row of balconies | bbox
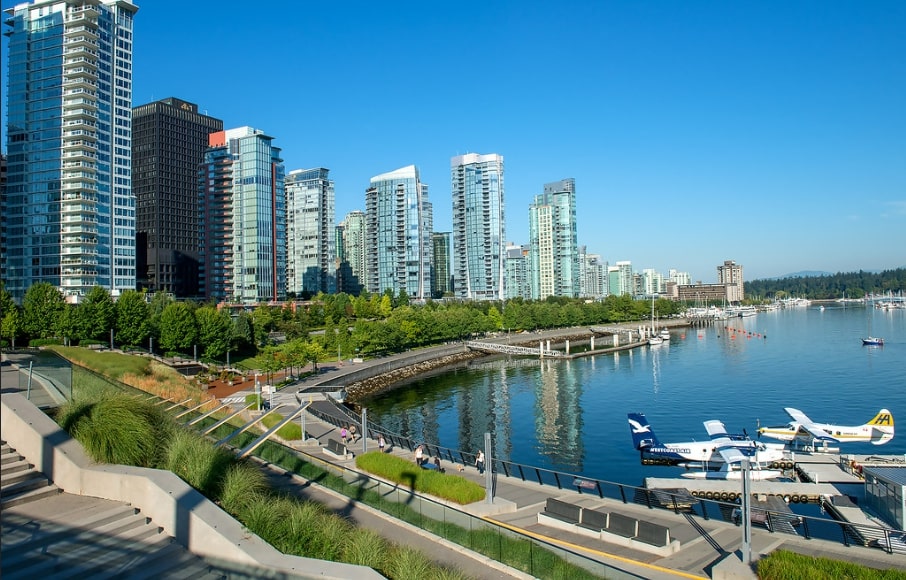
[61,204,98,215]
[63,129,97,141]
[62,146,98,158]
[61,276,99,288]
[63,36,99,49]
[66,4,100,19]
[63,160,97,170]
[61,214,98,224]
[61,256,98,266]
[64,87,98,98]
[62,77,99,90]
[61,246,99,256]
[62,237,98,247]
[62,225,98,235]
[62,267,99,277]
[64,24,98,38]
[62,172,97,184]
[64,56,98,69]
[61,181,98,192]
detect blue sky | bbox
[3,1,905,282]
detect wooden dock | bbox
[645,477,840,504]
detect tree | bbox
[487,305,503,331]
[231,312,254,354]
[148,291,174,341]
[22,282,65,340]
[0,283,20,348]
[379,293,393,318]
[159,302,198,353]
[195,306,232,360]
[116,290,151,347]
[56,304,81,345]
[79,286,116,342]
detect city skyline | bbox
[2,1,905,284]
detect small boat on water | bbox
[862,337,885,346]
[648,336,665,346]
[659,329,671,341]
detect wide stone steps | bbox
[1,440,223,579]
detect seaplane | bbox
[628,413,788,480]
[757,407,894,447]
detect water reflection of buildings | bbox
[535,359,584,470]
[456,363,512,459]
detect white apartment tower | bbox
[451,153,505,300]
[285,168,335,297]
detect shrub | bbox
[355,451,485,504]
[30,338,63,347]
[219,462,269,514]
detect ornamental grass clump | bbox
[355,451,485,504]
[55,394,172,467]
[162,428,237,499]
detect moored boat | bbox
[862,337,884,346]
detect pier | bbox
[464,341,565,357]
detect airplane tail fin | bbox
[867,409,894,445]
[628,413,660,450]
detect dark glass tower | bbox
[132,97,223,298]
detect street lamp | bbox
[254,372,261,411]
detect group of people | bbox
[340,424,358,445]
[414,445,445,473]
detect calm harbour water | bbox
[363,305,905,487]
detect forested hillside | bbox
[746,268,906,300]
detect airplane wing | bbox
[714,443,748,464]
[703,419,730,440]
[784,407,839,442]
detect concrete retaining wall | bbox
[0,393,384,580]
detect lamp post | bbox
[255,372,261,411]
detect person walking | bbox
[378,434,386,453]
[349,424,358,443]
[340,425,348,445]
[475,450,485,474]
[415,445,424,466]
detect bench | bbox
[543,498,582,524]
[635,520,671,547]
[325,438,347,458]
[606,512,638,538]
[578,508,609,532]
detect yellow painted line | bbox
[483,516,706,580]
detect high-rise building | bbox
[2,0,139,302]
[200,127,285,304]
[504,242,531,300]
[364,165,432,299]
[431,232,452,299]
[717,259,744,302]
[337,210,366,295]
[612,261,634,297]
[285,168,335,297]
[640,268,664,296]
[528,179,579,299]
[578,246,607,299]
[451,153,505,300]
[132,97,222,298]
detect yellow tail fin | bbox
[868,409,894,427]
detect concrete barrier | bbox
[1,393,384,580]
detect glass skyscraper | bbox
[451,153,505,300]
[2,0,139,302]
[365,165,432,300]
[200,127,285,304]
[285,168,335,297]
[431,231,452,299]
[337,210,366,295]
[528,178,579,299]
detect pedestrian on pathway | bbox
[476,450,485,474]
[378,434,386,453]
[349,424,358,443]
[415,444,424,466]
[341,425,348,445]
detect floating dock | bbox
[644,477,838,504]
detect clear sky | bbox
[2,0,904,282]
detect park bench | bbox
[578,508,609,532]
[543,498,582,524]
[634,520,671,547]
[606,512,638,538]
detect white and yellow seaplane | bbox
[757,407,894,447]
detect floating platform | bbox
[645,477,839,504]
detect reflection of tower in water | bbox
[651,347,661,395]
[456,361,513,458]
[534,359,584,469]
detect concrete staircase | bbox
[1,441,224,579]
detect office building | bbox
[431,232,452,298]
[200,127,285,304]
[528,179,579,299]
[285,168,335,297]
[336,210,365,295]
[611,261,634,297]
[132,97,222,298]
[579,246,607,299]
[364,165,432,299]
[451,153,505,300]
[3,0,139,302]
